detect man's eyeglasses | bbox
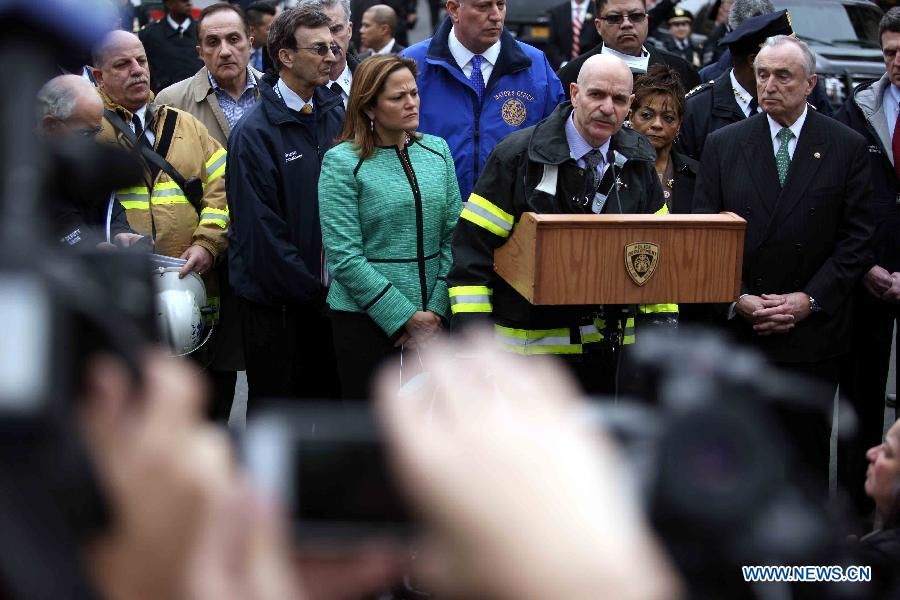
[598,11,647,25]
[297,43,341,56]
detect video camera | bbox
[0,2,160,595]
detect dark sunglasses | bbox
[297,43,341,56]
[599,11,647,24]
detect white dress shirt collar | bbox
[729,69,756,117]
[327,62,352,108]
[571,0,590,20]
[277,78,314,113]
[448,26,501,79]
[767,105,808,160]
[375,38,396,55]
[166,14,190,33]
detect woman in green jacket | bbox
[319,55,462,400]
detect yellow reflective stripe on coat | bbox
[116,186,150,209]
[449,285,493,313]
[117,181,191,210]
[200,206,230,229]
[459,193,514,238]
[655,203,670,215]
[205,149,227,182]
[623,316,636,345]
[495,325,582,355]
[638,303,679,314]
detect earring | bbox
[370,119,374,132]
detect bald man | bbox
[359,4,404,55]
[92,31,236,419]
[38,74,142,248]
[447,54,675,395]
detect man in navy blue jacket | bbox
[227,6,345,406]
[401,0,564,202]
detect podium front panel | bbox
[494,213,745,305]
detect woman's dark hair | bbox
[338,54,419,160]
[631,64,686,119]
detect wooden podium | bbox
[493,212,746,305]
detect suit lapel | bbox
[740,114,781,218]
[770,109,826,226]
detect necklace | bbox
[656,161,674,201]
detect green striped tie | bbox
[776,127,794,186]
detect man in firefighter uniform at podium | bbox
[448,54,677,395]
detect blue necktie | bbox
[470,55,485,101]
[252,48,262,71]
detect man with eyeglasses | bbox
[557,0,699,98]
[38,74,143,249]
[226,6,345,405]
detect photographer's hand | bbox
[376,329,682,600]
[179,244,214,278]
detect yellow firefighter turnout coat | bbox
[98,92,228,315]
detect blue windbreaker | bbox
[402,19,565,201]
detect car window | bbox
[779,2,881,47]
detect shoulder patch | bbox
[685,80,715,99]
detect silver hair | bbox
[37,76,82,121]
[296,0,350,22]
[756,35,817,78]
[727,0,775,30]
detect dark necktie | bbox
[470,55,485,101]
[747,97,758,117]
[583,149,604,201]
[132,113,150,148]
[329,81,343,97]
[893,102,900,180]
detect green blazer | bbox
[319,133,462,336]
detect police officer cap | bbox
[667,7,693,24]
[719,9,793,55]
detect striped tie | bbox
[571,6,582,60]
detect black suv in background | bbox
[504,0,560,54]
[776,0,885,104]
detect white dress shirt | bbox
[571,0,590,24]
[448,26,501,82]
[729,69,758,118]
[375,38,396,55]
[276,78,314,113]
[327,62,352,109]
[166,14,190,34]
[767,106,808,160]
[132,104,156,146]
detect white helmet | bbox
[152,268,210,355]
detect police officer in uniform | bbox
[663,8,700,68]
[678,10,791,160]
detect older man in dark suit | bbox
[694,35,874,484]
